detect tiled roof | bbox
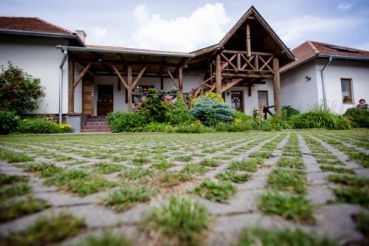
[0,17,73,34]
[281,41,369,73]
[87,44,187,54]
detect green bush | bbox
[190,97,234,126]
[291,108,350,130]
[17,118,71,133]
[0,111,19,134]
[140,122,174,132]
[0,62,44,114]
[175,121,214,133]
[344,108,369,127]
[168,97,194,125]
[140,88,170,123]
[107,111,149,132]
[282,105,300,120]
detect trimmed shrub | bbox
[168,97,194,125]
[0,111,19,134]
[107,111,149,132]
[190,97,234,126]
[17,118,71,133]
[344,108,369,128]
[291,108,350,130]
[140,88,170,123]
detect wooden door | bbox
[231,91,244,112]
[82,76,94,115]
[97,85,114,116]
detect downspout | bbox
[59,50,68,124]
[320,55,333,109]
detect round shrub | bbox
[291,108,350,130]
[17,118,71,133]
[107,111,149,132]
[282,105,300,120]
[191,92,224,106]
[190,97,234,126]
[344,108,369,128]
[168,97,194,125]
[140,88,170,123]
[0,111,19,134]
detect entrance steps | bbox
[81,116,110,133]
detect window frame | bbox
[340,78,354,104]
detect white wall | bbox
[281,62,320,112]
[316,59,369,114]
[224,80,275,116]
[0,36,69,114]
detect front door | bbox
[82,76,94,115]
[231,91,244,112]
[97,85,113,116]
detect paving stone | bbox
[307,185,335,205]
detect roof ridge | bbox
[307,41,319,54]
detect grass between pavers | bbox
[216,170,250,183]
[0,213,85,245]
[152,160,174,170]
[333,187,369,208]
[0,173,28,185]
[144,196,210,246]
[258,191,314,223]
[0,197,50,222]
[103,184,152,212]
[0,149,33,163]
[131,156,150,166]
[276,158,305,169]
[94,162,126,174]
[174,155,193,162]
[199,158,220,167]
[319,165,355,174]
[354,212,369,240]
[328,174,369,187]
[192,180,235,203]
[267,169,307,194]
[151,171,193,188]
[0,183,31,201]
[77,231,131,246]
[238,227,337,246]
[181,164,207,175]
[20,162,63,178]
[228,158,263,172]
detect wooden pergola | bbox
[61,46,194,113]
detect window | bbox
[341,79,353,104]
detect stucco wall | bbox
[316,59,369,114]
[280,62,319,112]
[0,35,69,114]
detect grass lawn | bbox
[0,129,368,245]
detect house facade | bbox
[0,6,294,132]
[281,41,369,114]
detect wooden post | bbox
[215,54,222,94]
[178,66,183,97]
[246,24,251,57]
[273,58,281,114]
[68,59,74,113]
[127,65,133,111]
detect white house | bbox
[0,6,294,132]
[281,41,369,114]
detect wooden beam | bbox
[68,59,75,113]
[215,54,222,94]
[220,78,243,93]
[131,66,147,89]
[111,65,129,89]
[167,70,178,88]
[178,66,184,97]
[273,58,281,114]
[73,62,91,88]
[127,65,133,111]
[246,24,251,57]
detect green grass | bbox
[153,172,192,188]
[238,228,337,246]
[21,162,63,178]
[94,162,125,174]
[145,197,210,245]
[174,155,193,162]
[258,191,314,222]
[131,157,150,166]
[0,213,85,245]
[216,170,249,183]
[0,197,50,222]
[103,185,152,212]
[0,149,33,163]
[347,152,369,168]
[0,173,28,185]
[334,187,369,208]
[199,158,220,167]
[0,183,31,201]
[267,169,306,194]
[354,212,369,240]
[328,174,369,187]
[77,231,131,246]
[54,155,74,162]
[112,156,128,162]
[249,151,272,159]
[193,180,235,203]
[277,158,305,169]
[319,165,355,174]
[152,160,173,170]
[228,158,262,172]
[119,168,154,181]
[181,164,207,174]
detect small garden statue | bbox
[356,98,368,110]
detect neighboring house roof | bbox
[0,16,84,45]
[281,41,369,73]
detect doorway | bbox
[97,85,113,116]
[231,91,244,112]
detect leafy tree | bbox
[0,62,44,114]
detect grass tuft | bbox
[78,231,131,246]
[193,180,235,203]
[267,169,306,194]
[0,197,50,222]
[216,170,249,183]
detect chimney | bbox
[75,30,87,43]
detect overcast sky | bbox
[1,0,369,52]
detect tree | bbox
[0,62,44,114]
